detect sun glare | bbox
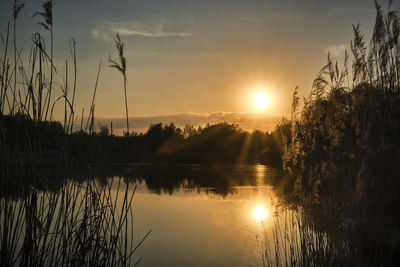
[253,206,267,221]
[253,92,270,110]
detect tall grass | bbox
[33,0,54,122]
[0,0,107,177]
[259,209,338,267]
[12,0,24,115]
[85,61,101,135]
[0,178,150,266]
[279,0,400,207]
[109,33,129,135]
[0,22,11,115]
[0,2,151,265]
[272,1,400,265]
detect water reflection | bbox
[57,164,278,266]
[252,165,271,223]
[1,164,282,200]
[2,164,399,266]
[131,175,278,267]
[59,164,279,266]
[253,206,267,221]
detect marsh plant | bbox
[0,178,150,266]
[260,207,351,267]
[0,0,109,176]
[281,0,400,204]
[0,2,152,266]
[275,0,400,213]
[109,34,130,135]
[33,0,54,122]
[272,1,400,265]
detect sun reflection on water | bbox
[253,206,268,221]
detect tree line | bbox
[68,121,284,166]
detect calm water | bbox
[3,164,398,266]
[121,164,281,266]
[0,164,290,266]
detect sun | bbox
[253,92,270,110]
[253,206,267,221]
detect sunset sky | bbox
[0,0,379,131]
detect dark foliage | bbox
[68,122,284,167]
[277,2,400,265]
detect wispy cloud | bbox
[91,19,193,41]
[91,28,111,42]
[114,24,193,37]
[325,44,348,57]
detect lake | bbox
[3,163,395,266]
[129,164,280,266]
[1,164,286,266]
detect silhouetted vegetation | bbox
[272,2,400,265]
[0,1,285,264]
[0,178,150,266]
[67,122,284,166]
[3,0,400,266]
[0,0,284,181]
[1,117,284,177]
[0,2,155,265]
[109,33,130,135]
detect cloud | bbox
[91,28,111,42]
[114,25,193,38]
[325,44,348,57]
[92,19,193,41]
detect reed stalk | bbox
[109,34,129,135]
[0,179,149,266]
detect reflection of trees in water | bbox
[2,164,282,199]
[94,164,281,197]
[126,165,258,196]
[0,178,143,266]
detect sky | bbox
[0,0,386,132]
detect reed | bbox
[273,2,400,266]
[0,2,151,264]
[12,0,24,115]
[33,0,54,122]
[0,178,150,266]
[109,33,129,136]
[85,61,101,134]
[280,0,400,206]
[0,22,11,115]
[261,207,352,267]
